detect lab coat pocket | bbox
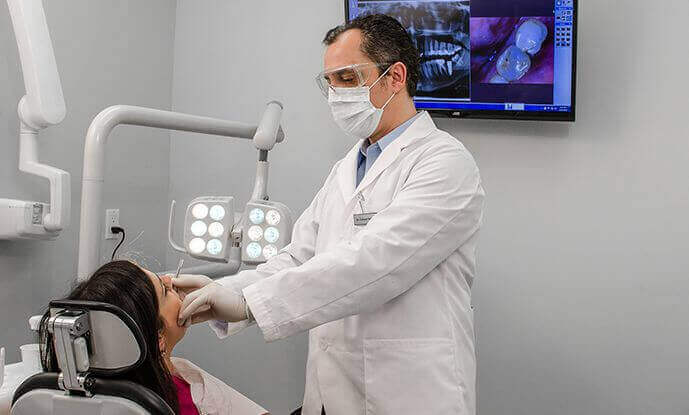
[363,338,462,415]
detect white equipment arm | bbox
[1,0,70,238]
[8,0,66,129]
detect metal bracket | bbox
[49,310,91,393]
[231,227,243,248]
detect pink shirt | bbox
[173,375,199,415]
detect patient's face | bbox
[141,268,186,351]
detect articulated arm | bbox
[2,0,70,238]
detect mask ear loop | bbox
[369,64,398,110]
[368,64,394,90]
[381,90,397,110]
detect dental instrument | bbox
[173,259,184,279]
[0,0,70,240]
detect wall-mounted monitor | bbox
[345,0,577,121]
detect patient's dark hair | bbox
[38,261,178,413]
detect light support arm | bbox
[250,101,284,201]
[78,105,283,280]
[252,101,283,151]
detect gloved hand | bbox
[177,282,248,326]
[170,274,213,300]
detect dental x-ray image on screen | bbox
[355,1,471,99]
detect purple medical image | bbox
[471,17,554,84]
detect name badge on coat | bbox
[354,193,376,226]
[354,212,376,226]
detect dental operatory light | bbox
[169,197,292,264]
[246,242,262,259]
[266,210,281,225]
[164,100,293,268]
[240,200,292,264]
[206,239,223,256]
[263,244,278,259]
[264,227,280,244]
[191,220,207,237]
[70,72,286,278]
[209,205,225,221]
[177,196,235,262]
[208,222,224,238]
[189,238,206,254]
[249,208,265,225]
[192,203,209,219]
[248,226,263,241]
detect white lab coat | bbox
[214,111,485,415]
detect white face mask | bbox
[327,66,397,139]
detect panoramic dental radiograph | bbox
[471,16,555,85]
[358,1,471,98]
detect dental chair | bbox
[10,300,174,415]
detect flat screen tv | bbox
[345,0,577,121]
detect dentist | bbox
[174,14,485,415]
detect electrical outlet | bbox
[104,209,120,239]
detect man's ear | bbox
[389,62,408,94]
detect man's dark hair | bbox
[323,14,421,97]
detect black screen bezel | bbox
[343,0,578,122]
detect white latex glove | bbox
[177,282,248,326]
[170,274,213,301]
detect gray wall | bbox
[0,0,176,363]
[462,2,689,414]
[169,0,689,414]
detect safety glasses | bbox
[315,62,391,98]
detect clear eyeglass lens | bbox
[330,68,361,88]
[317,64,371,97]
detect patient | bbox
[38,260,267,415]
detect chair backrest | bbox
[12,373,174,415]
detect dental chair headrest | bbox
[48,300,147,376]
[10,301,174,414]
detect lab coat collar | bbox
[336,111,436,203]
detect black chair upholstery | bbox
[12,372,175,415]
